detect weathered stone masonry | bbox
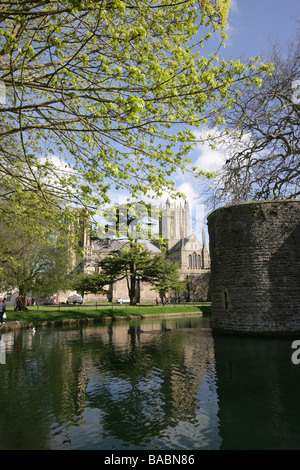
[208,200,300,335]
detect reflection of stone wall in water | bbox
[214,334,300,449]
[208,200,300,335]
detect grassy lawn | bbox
[4,303,211,323]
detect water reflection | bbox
[214,334,300,450]
[1,318,300,449]
[0,317,220,450]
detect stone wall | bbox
[207,200,300,335]
[60,277,159,304]
[185,272,211,302]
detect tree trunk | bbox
[129,262,137,305]
[18,286,28,311]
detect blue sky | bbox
[173,0,300,229]
[225,0,300,58]
[101,1,300,239]
[151,1,299,201]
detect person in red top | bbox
[15,295,22,311]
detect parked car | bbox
[117,297,130,304]
[67,294,83,305]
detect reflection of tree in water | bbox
[47,332,89,426]
[0,319,212,449]
[0,327,95,449]
[0,330,82,450]
[85,323,202,446]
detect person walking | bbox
[15,295,22,311]
[2,298,6,322]
[0,298,3,324]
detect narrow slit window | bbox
[224,290,228,310]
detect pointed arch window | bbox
[193,252,197,268]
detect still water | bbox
[1,316,300,450]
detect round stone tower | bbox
[207,200,300,335]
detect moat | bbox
[1,316,300,450]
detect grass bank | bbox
[4,303,211,324]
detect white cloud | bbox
[37,154,79,202]
[39,154,75,177]
[192,127,253,173]
[176,181,199,203]
[192,128,226,172]
[195,147,226,172]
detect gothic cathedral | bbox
[63,200,210,303]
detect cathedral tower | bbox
[160,199,191,250]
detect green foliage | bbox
[98,243,151,304]
[98,242,184,304]
[0,0,269,225]
[70,272,110,297]
[143,254,187,299]
[0,214,72,305]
